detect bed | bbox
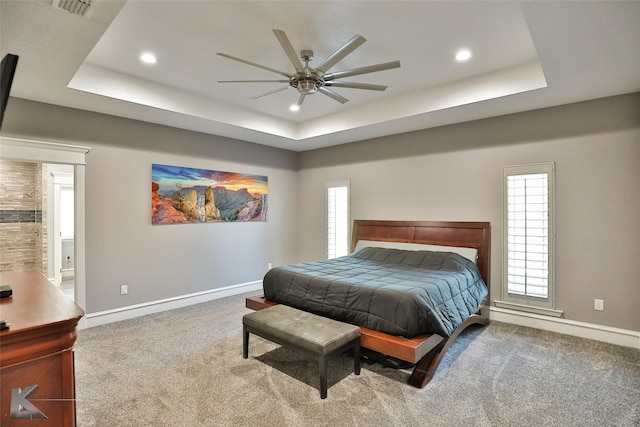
[246,220,491,388]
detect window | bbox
[326,179,350,259]
[498,163,560,316]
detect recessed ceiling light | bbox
[455,49,472,62]
[140,52,157,65]
[289,104,300,112]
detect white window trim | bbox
[493,300,563,317]
[497,162,560,316]
[326,179,350,259]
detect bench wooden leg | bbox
[354,341,361,375]
[243,325,249,359]
[319,356,328,399]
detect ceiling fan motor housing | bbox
[293,49,321,94]
[292,75,324,94]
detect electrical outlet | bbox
[594,299,604,311]
[268,262,272,270]
[120,284,128,295]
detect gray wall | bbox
[297,93,640,331]
[1,99,298,313]
[2,94,639,332]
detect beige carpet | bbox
[74,292,640,426]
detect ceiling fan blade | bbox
[250,86,290,100]
[324,81,388,91]
[218,80,290,83]
[318,87,349,104]
[297,93,306,106]
[217,53,292,78]
[273,29,304,73]
[323,60,400,81]
[315,34,366,74]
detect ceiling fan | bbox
[217,29,400,107]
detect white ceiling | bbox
[1,1,639,152]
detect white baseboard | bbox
[486,306,640,349]
[81,286,639,350]
[83,280,262,329]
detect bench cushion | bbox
[243,304,360,356]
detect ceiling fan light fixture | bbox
[297,79,318,94]
[289,104,300,112]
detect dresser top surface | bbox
[0,271,84,336]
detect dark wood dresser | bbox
[0,271,84,426]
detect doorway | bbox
[49,164,75,300]
[0,136,89,326]
[0,160,76,300]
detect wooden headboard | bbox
[351,220,491,285]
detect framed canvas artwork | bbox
[152,164,268,224]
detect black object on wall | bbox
[0,53,19,131]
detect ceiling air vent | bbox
[52,0,92,17]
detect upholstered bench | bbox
[242,304,361,399]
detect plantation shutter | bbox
[501,163,556,310]
[327,180,350,259]
[506,173,549,297]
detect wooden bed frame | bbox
[246,220,491,388]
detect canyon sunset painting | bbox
[151,164,268,224]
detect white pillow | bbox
[353,239,478,264]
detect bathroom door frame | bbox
[0,136,90,329]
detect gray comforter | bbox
[263,247,488,338]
